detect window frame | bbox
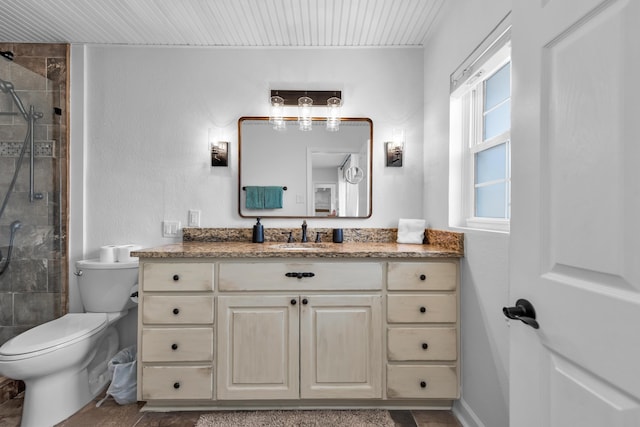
[450,40,511,233]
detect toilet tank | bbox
[75,259,139,313]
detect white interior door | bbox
[509,0,640,425]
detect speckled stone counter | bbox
[132,228,464,259]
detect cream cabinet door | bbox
[216,295,299,400]
[300,295,382,399]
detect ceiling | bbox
[0,0,445,47]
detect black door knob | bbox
[171,343,178,350]
[420,381,427,388]
[302,298,308,305]
[172,308,180,315]
[420,274,426,281]
[173,382,180,389]
[173,274,179,281]
[291,299,297,305]
[503,299,539,329]
[419,306,426,313]
[421,342,428,350]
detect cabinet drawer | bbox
[387,365,458,399]
[219,262,383,291]
[387,262,457,291]
[387,327,456,361]
[142,328,213,362]
[143,263,214,291]
[142,366,213,400]
[387,294,456,323]
[143,295,214,324]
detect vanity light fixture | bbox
[298,96,313,131]
[269,94,286,130]
[326,96,342,131]
[269,90,342,132]
[385,129,405,167]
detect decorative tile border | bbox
[0,141,54,157]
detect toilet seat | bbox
[0,313,108,359]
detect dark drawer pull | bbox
[172,308,180,315]
[173,382,180,389]
[173,274,179,281]
[285,272,316,279]
[291,299,297,305]
[420,381,427,388]
[420,274,426,281]
[419,306,426,313]
[421,342,428,350]
[302,298,308,305]
[171,343,178,350]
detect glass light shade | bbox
[270,95,285,130]
[298,96,313,131]
[326,96,341,131]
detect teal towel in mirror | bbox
[245,186,264,209]
[264,186,284,209]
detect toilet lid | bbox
[0,313,108,356]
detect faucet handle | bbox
[315,232,324,243]
[282,231,294,243]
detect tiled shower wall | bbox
[0,43,68,345]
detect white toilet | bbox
[0,259,139,427]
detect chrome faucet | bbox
[301,220,308,243]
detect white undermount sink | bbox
[269,243,330,250]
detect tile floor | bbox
[0,393,462,427]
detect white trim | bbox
[453,397,487,427]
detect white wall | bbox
[422,1,511,427]
[69,46,424,303]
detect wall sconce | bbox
[209,128,229,167]
[269,90,342,132]
[211,141,229,167]
[385,129,405,167]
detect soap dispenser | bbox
[252,218,264,243]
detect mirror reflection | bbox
[239,117,372,218]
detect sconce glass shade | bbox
[298,96,313,131]
[386,129,405,167]
[270,95,285,130]
[326,96,342,132]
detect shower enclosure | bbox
[0,44,68,346]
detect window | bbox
[449,17,511,232]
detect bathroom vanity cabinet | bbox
[135,241,461,410]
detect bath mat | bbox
[195,409,395,427]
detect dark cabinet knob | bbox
[421,342,428,350]
[173,308,180,315]
[173,274,179,281]
[173,382,180,389]
[302,298,308,305]
[420,381,427,388]
[419,306,426,313]
[171,343,178,350]
[420,274,426,281]
[291,299,297,305]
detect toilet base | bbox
[19,327,120,427]
[21,367,99,427]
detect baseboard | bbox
[453,398,486,427]
[0,376,24,404]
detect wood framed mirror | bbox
[238,117,372,218]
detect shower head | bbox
[0,78,14,93]
[0,51,14,62]
[10,221,22,232]
[0,78,29,120]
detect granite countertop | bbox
[131,241,463,259]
